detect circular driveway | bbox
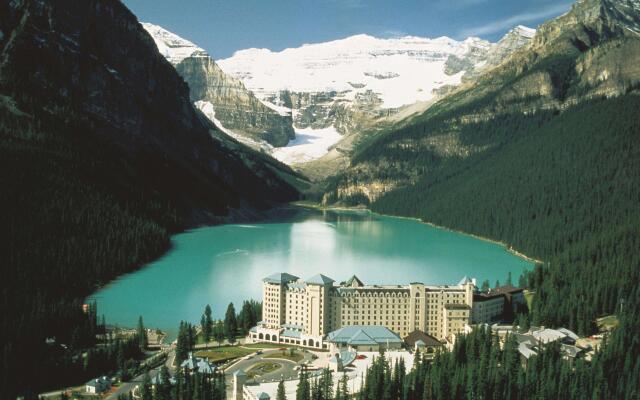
[225,348,314,383]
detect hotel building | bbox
[250,273,477,349]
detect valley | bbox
[1,0,639,398]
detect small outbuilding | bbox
[404,330,445,358]
[86,376,111,394]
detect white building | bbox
[250,273,477,347]
[471,286,526,323]
[85,376,111,394]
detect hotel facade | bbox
[250,273,478,349]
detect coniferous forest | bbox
[370,95,640,337]
[323,94,640,398]
[3,0,640,398]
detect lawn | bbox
[264,351,304,362]
[243,343,295,349]
[596,314,619,332]
[194,346,254,363]
[247,362,281,378]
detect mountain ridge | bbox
[143,23,296,148]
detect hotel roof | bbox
[263,273,299,284]
[305,274,335,285]
[326,326,403,346]
[345,275,364,287]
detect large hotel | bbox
[249,273,522,350]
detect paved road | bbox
[225,348,314,383]
[106,347,175,400]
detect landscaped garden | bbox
[246,362,281,378]
[194,346,254,363]
[264,348,304,362]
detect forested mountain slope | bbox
[324,0,640,203]
[0,0,299,396]
[323,0,640,335]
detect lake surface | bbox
[90,209,533,339]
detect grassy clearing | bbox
[596,314,619,332]
[194,346,254,363]
[243,343,294,349]
[247,362,281,378]
[264,351,304,362]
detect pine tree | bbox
[214,321,225,346]
[277,379,287,400]
[297,367,310,400]
[137,316,148,350]
[224,303,238,343]
[157,365,172,400]
[338,373,349,400]
[140,371,153,400]
[204,304,213,343]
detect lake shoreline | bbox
[292,201,544,265]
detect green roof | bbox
[263,273,299,284]
[345,275,364,287]
[327,326,402,346]
[305,274,335,285]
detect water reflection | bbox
[91,208,532,339]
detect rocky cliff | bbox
[143,23,295,148]
[322,0,640,205]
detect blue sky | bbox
[123,0,573,59]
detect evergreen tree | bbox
[137,316,148,350]
[176,321,194,365]
[224,303,238,343]
[277,379,287,400]
[297,367,311,400]
[157,365,172,400]
[214,321,225,346]
[203,304,213,343]
[140,371,153,400]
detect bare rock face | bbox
[322,0,640,205]
[142,23,295,148]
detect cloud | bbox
[458,2,573,37]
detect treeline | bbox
[0,107,174,398]
[362,307,637,400]
[114,367,226,400]
[287,297,639,400]
[177,301,262,364]
[295,367,349,400]
[368,94,640,337]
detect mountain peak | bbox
[512,25,536,38]
[141,22,209,64]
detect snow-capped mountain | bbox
[484,25,536,69]
[218,34,493,110]
[142,23,295,147]
[142,22,208,64]
[142,23,535,166]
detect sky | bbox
[123,0,573,59]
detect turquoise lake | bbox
[90,209,533,339]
